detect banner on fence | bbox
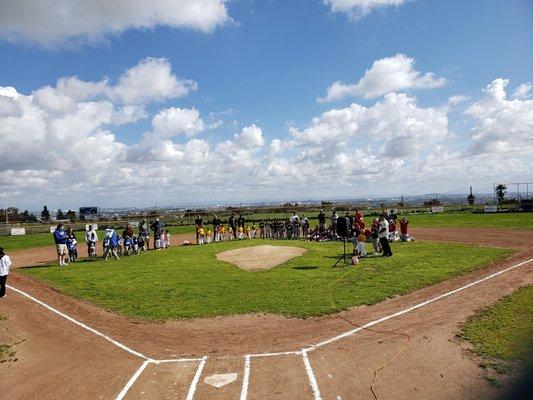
[130,221,140,228]
[85,224,98,231]
[484,205,498,213]
[431,206,444,213]
[49,226,55,233]
[11,227,26,236]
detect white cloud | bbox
[112,58,197,105]
[319,54,446,102]
[0,0,231,46]
[324,0,407,19]
[513,83,532,99]
[447,95,470,107]
[464,79,533,155]
[297,92,449,158]
[234,124,265,149]
[151,107,205,137]
[1,69,531,208]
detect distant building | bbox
[79,206,98,220]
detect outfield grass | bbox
[2,212,531,252]
[20,240,512,320]
[459,285,533,374]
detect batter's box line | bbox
[238,257,533,400]
[7,257,532,400]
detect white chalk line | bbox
[304,257,533,352]
[301,350,322,400]
[9,257,532,400]
[186,356,208,400]
[7,285,150,360]
[239,257,533,400]
[239,355,251,400]
[115,360,150,400]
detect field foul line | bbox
[239,257,533,400]
[7,285,150,360]
[303,257,533,352]
[9,257,533,400]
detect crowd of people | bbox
[51,209,413,266]
[192,209,413,258]
[52,218,172,265]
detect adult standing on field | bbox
[150,218,163,249]
[0,247,11,298]
[53,223,68,266]
[212,214,222,241]
[318,209,326,228]
[378,214,393,257]
[85,225,99,257]
[194,215,204,245]
[139,219,150,250]
[228,213,237,239]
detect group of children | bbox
[52,222,173,264]
[101,226,172,260]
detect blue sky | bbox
[0,0,532,210]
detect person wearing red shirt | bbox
[400,218,410,241]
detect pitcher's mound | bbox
[216,245,307,271]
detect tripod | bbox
[332,236,350,268]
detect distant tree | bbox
[495,184,507,205]
[424,199,441,206]
[41,205,51,221]
[321,201,332,206]
[56,209,66,220]
[66,210,76,222]
[467,193,475,205]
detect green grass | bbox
[20,240,512,320]
[3,212,531,252]
[459,285,533,374]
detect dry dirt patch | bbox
[216,245,307,271]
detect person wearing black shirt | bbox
[212,215,222,242]
[237,215,245,229]
[228,214,237,239]
[318,209,326,228]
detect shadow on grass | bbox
[292,266,318,270]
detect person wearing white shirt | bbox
[378,214,393,257]
[0,247,12,298]
[85,225,99,257]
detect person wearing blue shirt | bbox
[53,223,68,266]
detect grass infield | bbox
[459,285,533,375]
[20,240,512,320]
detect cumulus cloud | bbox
[513,83,532,99]
[0,0,232,46]
[318,54,446,102]
[464,78,533,155]
[298,92,449,158]
[1,67,531,206]
[324,0,407,19]
[112,58,197,104]
[151,107,205,137]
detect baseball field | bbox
[0,213,532,400]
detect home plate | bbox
[204,373,238,388]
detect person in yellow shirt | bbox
[238,226,245,240]
[198,227,206,245]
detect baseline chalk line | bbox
[7,285,150,360]
[304,257,533,351]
